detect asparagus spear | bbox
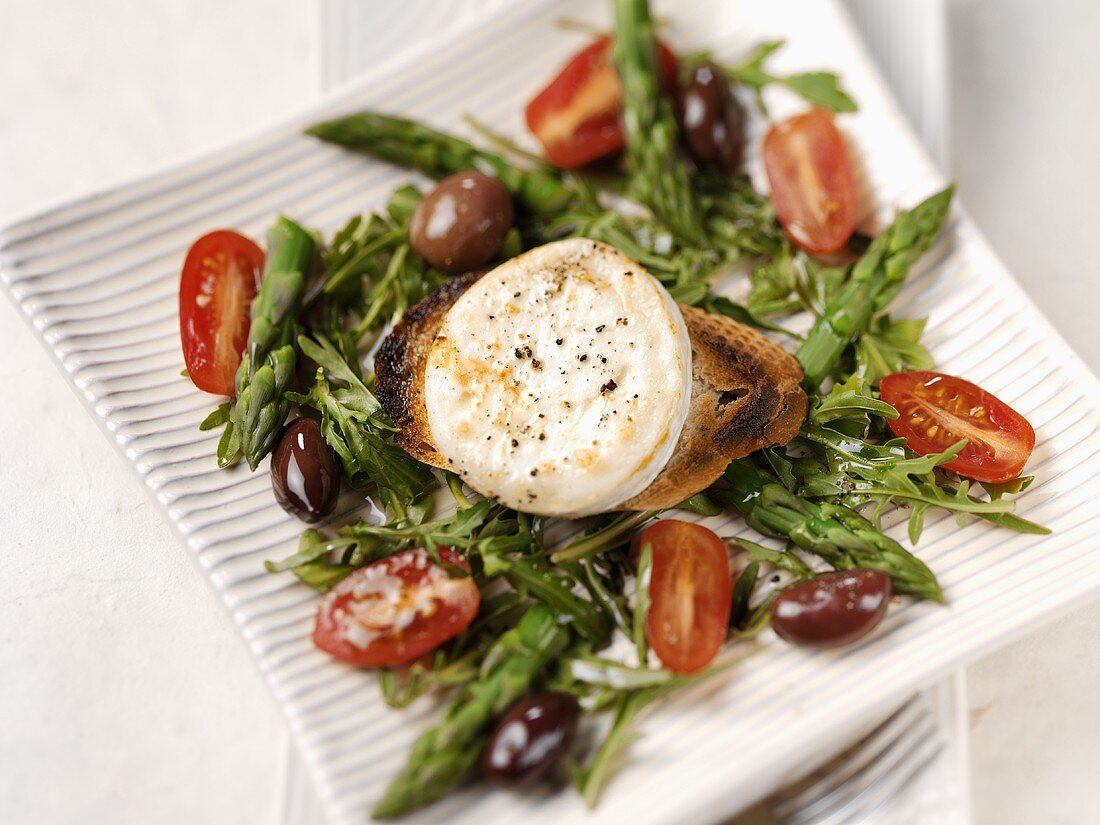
[796,186,954,389]
[612,0,706,245]
[306,112,576,215]
[229,217,316,470]
[716,460,944,602]
[373,603,571,818]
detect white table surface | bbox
[1,2,1098,824]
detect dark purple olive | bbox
[271,417,340,523]
[770,569,891,649]
[482,691,580,786]
[679,62,746,171]
[409,171,514,274]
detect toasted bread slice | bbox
[374,272,806,511]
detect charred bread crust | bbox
[621,303,807,509]
[373,278,808,507]
[374,271,484,469]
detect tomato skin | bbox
[880,371,1036,484]
[763,109,857,254]
[638,520,732,674]
[313,547,479,668]
[525,36,679,169]
[179,230,264,396]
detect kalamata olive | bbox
[679,62,746,170]
[271,417,340,522]
[482,691,580,786]
[770,569,891,649]
[409,171,514,274]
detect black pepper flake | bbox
[600,379,618,393]
[514,347,524,359]
[555,338,563,345]
[488,315,495,320]
[530,469,538,477]
[595,324,606,333]
[599,356,607,364]
[578,354,588,362]
[617,317,629,326]
[513,291,521,298]
[510,438,519,448]
[538,433,546,441]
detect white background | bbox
[1,1,1097,823]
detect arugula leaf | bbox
[377,634,495,709]
[565,655,680,692]
[199,401,232,431]
[726,41,857,114]
[341,499,496,553]
[571,655,740,807]
[265,528,358,573]
[297,334,378,413]
[676,491,724,516]
[286,560,356,592]
[797,423,1049,542]
[735,537,814,579]
[315,187,445,342]
[745,246,849,321]
[551,510,660,564]
[482,540,613,645]
[701,292,801,338]
[290,336,435,499]
[746,246,802,317]
[980,475,1035,500]
[809,374,899,433]
[855,315,935,385]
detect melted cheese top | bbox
[423,238,692,517]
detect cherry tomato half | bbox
[637,520,732,674]
[179,230,264,396]
[879,371,1036,484]
[763,109,857,254]
[313,547,480,668]
[525,35,679,169]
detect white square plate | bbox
[4,2,1100,824]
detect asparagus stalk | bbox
[796,186,954,389]
[373,604,571,818]
[230,217,316,470]
[717,460,944,602]
[612,0,706,244]
[306,112,576,215]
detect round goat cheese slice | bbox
[423,238,692,517]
